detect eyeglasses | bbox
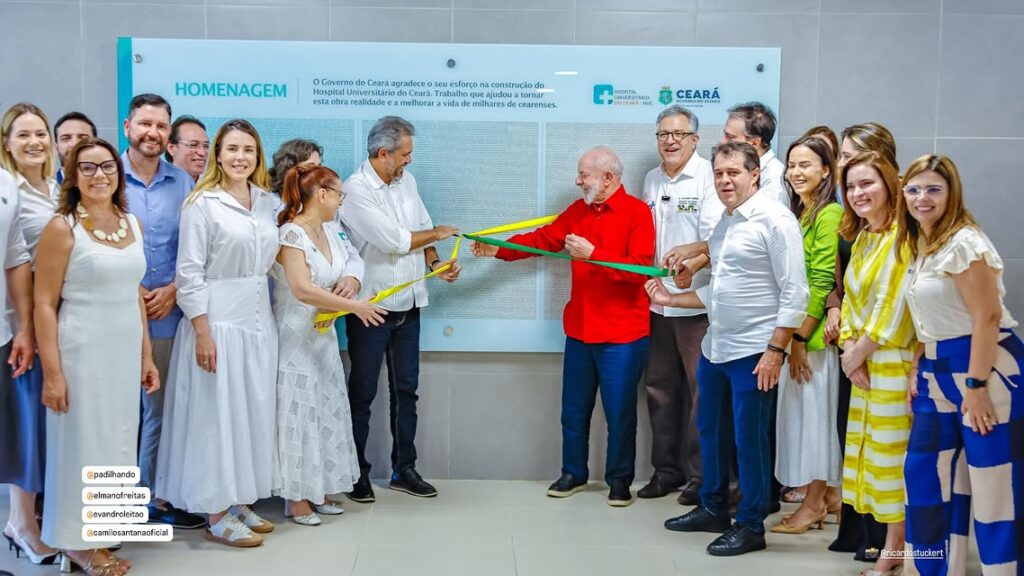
[77,160,118,177]
[323,186,345,200]
[180,140,210,151]
[902,185,946,197]
[656,131,696,142]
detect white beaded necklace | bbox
[76,204,128,243]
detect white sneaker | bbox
[314,501,344,515]
[228,505,275,534]
[204,514,262,548]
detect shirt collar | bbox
[759,149,776,167]
[732,188,768,220]
[659,153,702,183]
[361,159,402,192]
[591,184,627,213]
[121,150,180,188]
[12,171,58,198]
[203,183,267,207]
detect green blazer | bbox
[801,202,842,350]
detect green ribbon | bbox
[462,233,670,278]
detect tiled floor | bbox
[0,481,978,575]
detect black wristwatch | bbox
[965,377,988,389]
[792,333,808,343]
[428,259,441,272]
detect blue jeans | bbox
[697,353,774,533]
[561,336,648,485]
[346,307,422,478]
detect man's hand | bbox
[333,277,361,299]
[433,225,459,242]
[753,349,785,391]
[435,259,462,283]
[471,241,499,258]
[661,242,707,271]
[143,284,177,320]
[565,234,594,260]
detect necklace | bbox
[76,204,128,243]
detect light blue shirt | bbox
[122,151,194,339]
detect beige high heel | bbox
[60,549,128,575]
[770,510,827,534]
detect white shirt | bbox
[700,189,808,363]
[0,168,31,346]
[340,160,434,312]
[175,185,280,320]
[906,226,1017,343]
[759,149,789,206]
[641,153,722,317]
[12,173,59,260]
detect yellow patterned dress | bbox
[838,223,915,523]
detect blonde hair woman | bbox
[155,119,279,548]
[898,155,1022,575]
[837,151,915,576]
[0,102,60,566]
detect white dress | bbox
[155,186,279,514]
[42,215,146,550]
[775,348,843,487]
[271,222,359,501]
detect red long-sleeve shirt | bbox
[497,186,655,344]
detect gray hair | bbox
[656,104,699,132]
[583,146,623,178]
[366,115,415,158]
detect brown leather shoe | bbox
[676,478,702,505]
[638,475,678,499]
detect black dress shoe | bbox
[707,524,767,557]
[390,469,438,498]
[676,478,702,506]
[346,476,376,503]
[637,475,677,499]
[546,473,588,498]
[607,479,633,507]
[148,504,206,529]
[664,506,731,533]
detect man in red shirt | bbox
[471,146,654,506]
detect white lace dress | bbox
[271,222,359,502]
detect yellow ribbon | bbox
[313,214,558,332]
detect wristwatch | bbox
[428,259,441,272]
[965,377,988,389]
[792,333,808,343]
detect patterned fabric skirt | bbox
[904,330,1024,576]
[842,346,913,523]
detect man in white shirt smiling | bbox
[638,105,722,504]
[340,116,461,503]
[720,102,788,207]
[647,142,808,556]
